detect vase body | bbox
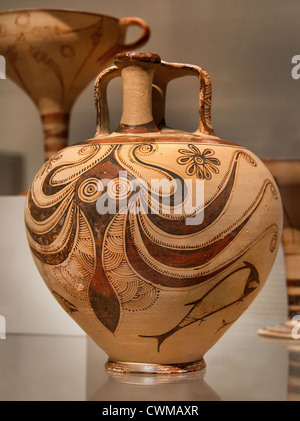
[24,53,283,373]
[0,9,150,161]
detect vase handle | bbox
[94,65,120,136]
[153,61,216,136]
[118,17,150,51]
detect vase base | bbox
[105,358,206,374]
[257,320,300,340]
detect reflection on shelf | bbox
[90,369,222,402]
[85,338,221,401]
[287,343,300,401]
[256,335,300,401]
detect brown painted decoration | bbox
[0,9,150,162]
[24,52,283,373]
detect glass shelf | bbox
[0,313,299,401]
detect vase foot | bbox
[257,320,300,340]
[105,358,206,374]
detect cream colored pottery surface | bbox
[24,139,283,365]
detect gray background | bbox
[0,0,299,192]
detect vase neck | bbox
[115,53,160,133]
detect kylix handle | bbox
[118,17,150,51]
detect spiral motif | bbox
[270,233,278,252]
[78,178,103,203]
[51,153,63,162]
[78,144,98,155]
[135,143,157,156]
[241,152,257,167]
[107,177,133,200]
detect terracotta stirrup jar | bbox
[24,52,283,374]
